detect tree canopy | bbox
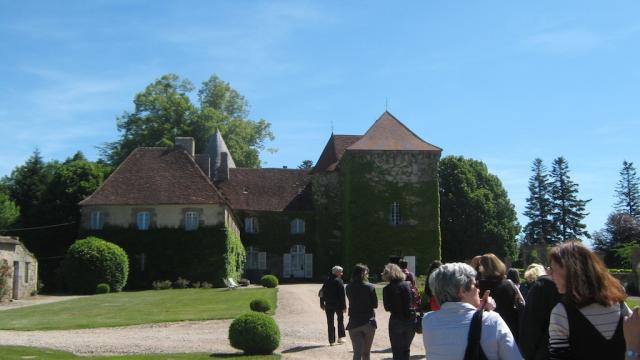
[549,157,590,241]
[439,156,520,261]
[523,158,556,244]
[615,160,640,220]
[101,74,274,168]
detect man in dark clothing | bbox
[320,265,347,345]
[519,274,561,360]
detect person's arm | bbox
[402,283,412,319]
[548,303,570,360]
[370,285,378,309]
[624,307,640,360]
[383,286,392,312]
[339,279,347,311]
[493,314,522,360]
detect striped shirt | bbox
[548,302,630,359]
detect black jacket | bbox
[383,280,413,321]
[519,275,561,360]
[346,281,378,330]
[479,277,519,339]
[320,275,346,310]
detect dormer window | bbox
[90,211,104,230]
[390,202,401,226]
[245,217,258,234]
[137,211,151,230]
[290,218,305,234]
[185,211,199,231]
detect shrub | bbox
[250,298,271,313]
[96,283,111,294]
[200,281,213,289]
[63,237,129,294]
[239,278,251,287]
[173,277,190,289]
[191,281,201,288]
[0,259,11,300]
[260,275,279,288]
[152,280,172,290]
[229,312,280,354]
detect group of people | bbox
[319,240,640,360]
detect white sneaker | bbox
[329,342,336,346]
[337,337,347,344]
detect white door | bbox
[304,254,313,279]
[405,256,416,274]
[291,245,305,278]
[283,254,291,278]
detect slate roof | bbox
[80,147,225,205]
[0,236,20,245]
[313,134,362,172]
[217,168,312,212]
[347,111,442,152]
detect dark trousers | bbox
[388,318,415,360]
[348,323,376,360]
[325,308,346,344]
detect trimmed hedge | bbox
[250,298,271,313]
[63,237,129,294]
[260,275,279,288]
[95,283,111,294]
[229,312,280,354]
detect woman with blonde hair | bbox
[382,263,414,360]
[521,263,546,299]
[548,240,630,360]
[477,253,520,341]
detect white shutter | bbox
[304,253,313,278]
[258,252,267,270]
[283,254,291,278]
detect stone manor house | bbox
[79,112,442,282]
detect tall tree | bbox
[0,191,19,230]
[298,160,314,169]
[593,212,640,267]
[549,157,590,241]
[101,74,274,168]
[440,156,520,261]
[523,158,555,244]
[615,160,640,220]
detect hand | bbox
[624,306,640,352]
[478,290,495,311]
[320,305,325,310]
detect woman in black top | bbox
[477,253,520,341]
[346,264,378,360]
[382,263,414,360]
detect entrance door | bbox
[291,245,305,278]
[12,261,19,300]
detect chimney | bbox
[175,137,195,157]
[219,152,230,181]
[194,154,210,178]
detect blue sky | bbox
[1,1,639,243]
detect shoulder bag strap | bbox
[464,309,486,360]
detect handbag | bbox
[463,309,488,360]
[414,311,424,334]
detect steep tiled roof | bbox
[80,147,225,205]
[313,134,362,172]
[347,111,442,151]
[217,168,312,212]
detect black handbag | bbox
[463,309,488,360]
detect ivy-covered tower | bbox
[313,112,442,277]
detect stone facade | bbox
[0,236,38,301]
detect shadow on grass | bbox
[281,345,325,353]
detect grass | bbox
[0,288,277,330]
[0,346,280,359]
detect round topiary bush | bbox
[229,312,280,354]
[96,283,111,294]
[260,275,278,288]
[250,298,271,313]
[63,237,129,294]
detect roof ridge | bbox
[381,111,443,151]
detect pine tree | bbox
[615,161,640,220]
[523,158,555,244]
[550,157,591,241]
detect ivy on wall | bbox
[341,151,441,277]
[81,225,245,288]
[239,211,315,254]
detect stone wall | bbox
[0,239,38,301]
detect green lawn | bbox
[0,346,280,359]
[0,288,277,330]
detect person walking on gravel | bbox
[346,264,378,360]
[320,265,347,346]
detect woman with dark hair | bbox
[507,268,521,287]
[548,240,630,360]
[383,263,415,360]
[424,260,442,312]
[477,253,520,341]
[346,264,378,360]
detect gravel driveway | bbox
[0,284,426,359]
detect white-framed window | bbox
[90,211,104,230]
[246,246,267,270]
[137,211,151,230]
[290,218,305,234]
[244,217,258,233]
[185,211,199,231]
[390,202,401,225]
